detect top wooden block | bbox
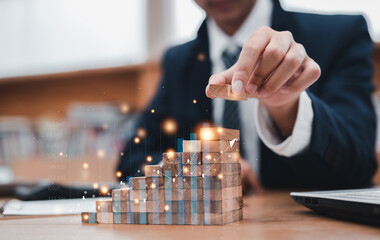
[209,84,248,101]
[144,165,163,177]
[128,177,146,189]
[200,127,240,141]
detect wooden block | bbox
[164,175,241,189]
[163,164,202,177]
[112,188,129,201]
[202,140,239,153]
[130,200,165,213]
[207,209,243,225]
[144,165,163,177]
[115,212,147,224]
[96,212,113,224]
[96,199,113,212]
[209,186,242,201]
[128,177,146,189]
[163,152,201,165]
[182,140,201,152]
[113,212,128,224]
[129,189,147,201]
[202,152,240,164]
[202,163,241,176]
[170,212,204,225]
[209,84,248,101]
[170,198,242,214]
[129,188,165,201]
[112,200,130,212]
[81,212,97,224]
[147,212,166,225]
[146,177,164,189]
[200,127,240,141]
[170,188,203,201]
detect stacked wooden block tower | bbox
[82,127,243,225]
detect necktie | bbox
[221,47,246,158]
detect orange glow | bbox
[134,198,139,204]
[217,127,223,133]
[205,154,212,160]
[83,162,89,169]
[116,171,122,178]
[200,128,213,140]
[93,183,99,189]
[183,167,189,174]
[162,118,177,135]
[100,186,109,195]
[134,137,140,144]
[193,99,197,104]
[120,103,130,114]
[137,128,146,138]
[83,214,89,220]
[146,155,153,162]
[120,152,124,156]
[59,152,63,157]
[166,148,175,158]
[151,109,155,113]
[217,173,224,179]
[164,205,170,211]
[97,149,105,158]
[151,183,156,189]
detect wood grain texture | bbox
[128,177,147,189]
[163,152,202,165]
[209,84,248,101]
[200,127,240,141]
[81,212,97,224]
[144,165,163,177]
[96,200,113,212]
[202,140,240,153]
[202,163,241,176]
[163,164,203,177]
[96,212,114,224]
[202,152,240,164]
[164,175,241,189]
[112,188,130,201]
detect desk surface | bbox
[1,191,379,240]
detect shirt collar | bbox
[207,0,273,65]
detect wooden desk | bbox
[1,191,379,240]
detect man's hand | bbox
[206,26,320,138]
[240,158,263,194]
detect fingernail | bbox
[245,84,257,96]
[258,88,268,98]
[232,80,243,94]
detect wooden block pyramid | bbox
[82,127,243,225]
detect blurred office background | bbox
[0,0,380,188]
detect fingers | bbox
[231,27,273,94]
[254,42,306,97]
[246,31,293,97]
[205,67,234,98]
[280,57,321,94]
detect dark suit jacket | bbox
[118,0,377,189]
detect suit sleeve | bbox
[280,16,377,188]
[117,49,178,179]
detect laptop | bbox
[290,188,380,226]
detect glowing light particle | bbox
[151,109,155,113]
[193,99,197,104]
[116,171,122,178]
[100,186,109,195]
[59,152,63,157]
[162,118,177,135]
[134,137,140,144]
[137,128,146,138]
[151,183,156,189]
[217,173,224,179]
[83,162,89,169]
[120,104,130,114]
[146,155,153,162]
[217,127,223,133]
[205,154,212,160]
[120,152,124,156]
[134,198,139,204]
[166,148,175,158]
[201,128,213,140]
[164,205,170,211]
[183,167,189,174]
[97,149,105,158]
[93,183,99,189]
[83,214,89,220]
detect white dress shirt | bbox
[207,0,314,175]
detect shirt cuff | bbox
[254,91,314,157]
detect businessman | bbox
[118,0,377,191]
